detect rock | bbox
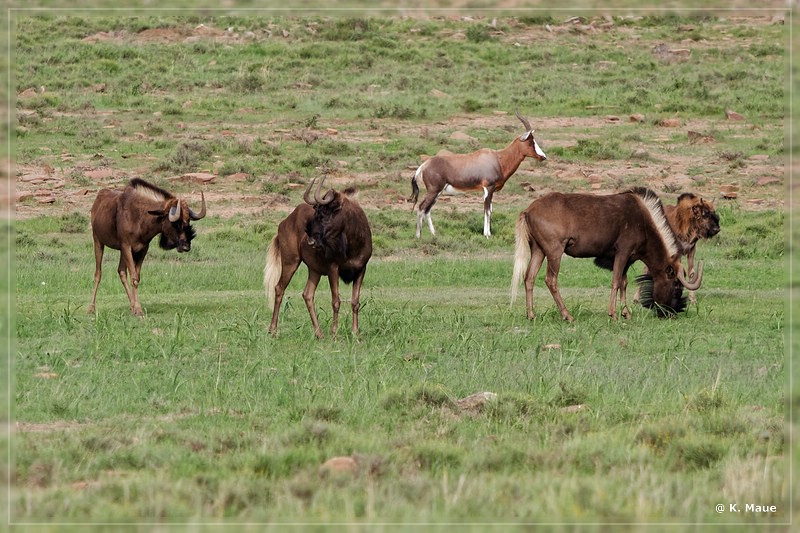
[36,196,56,204]
[560,404,587,413]
[658,118,681,127]
[629,114,645,123]
[456,391,497,411]
[449,131,475,142]
[226,172,250,181]
[725,109,745,120]
[605,115,620,122]
[720,184,739,199]
[669,48,691,57]
[319,456,358,477]
[755,177,780,186]
[176,172,216,184]
[586,173,602,183]
[15,192,33,202]
[688,130,715,144]
[748,154,769,161]
[84,168,114,181]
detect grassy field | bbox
[8,9,792,528]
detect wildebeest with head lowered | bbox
[264,176,372,338]
[89,178,207,317]
[510,187,703,321]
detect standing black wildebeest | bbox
[511,187,703,321]
[264,176,372,338]
[410,110,547,238]
[89,178,206,316]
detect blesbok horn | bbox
[515,109,532,132]
[303,178,317,206]
[188,191,207,221]
[168,200,181,222]
[677,261,703,291]
[314,176,334,206]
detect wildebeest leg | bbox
[268,258,301,336]
[482,186,494,238]
[116,249,136,315]
[131,247,149,315]
[524,245,546,320]
[619,272,631,319]
[416,189,441,238]
[302,270,325,339]
[350,266,367,335]
[88,237,104,314]
[327,266,341,337]
[609,257,630,320]
[544,255,573,322]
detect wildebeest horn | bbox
[188,191,206,220]
[515,108,532,132]
[677,261,703,291]
[168,200,181,222]
[314,176,334,205]
[303,178,317,206]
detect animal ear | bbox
[665,265,676,278]
[147,208,166,218]
[519,131,531,141]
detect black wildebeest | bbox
[510,187,703,321]
[89,178,206,316]
[634,192,720,304]
[263,176,372,338]
[410,110,547,238]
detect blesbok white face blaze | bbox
[533,138,547,159]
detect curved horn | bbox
[303,178,317,205]
[188,191,206,221]
[677,261,703,291]
[314,176,334,205]
[514,108,532,132]
[168,200,181,222]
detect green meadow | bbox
[9,10,791,528]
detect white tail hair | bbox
[510,213,531,305]
[263,235,282,308]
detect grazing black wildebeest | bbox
[511,187,703,321]
[410,110,547,238]
[89,178,206,317]
[264,176,372,338]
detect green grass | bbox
[12,203,787,524]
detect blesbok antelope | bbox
[410,110,547,238]
[89,178,207,317]
[264,177,372,338]
[511,187,703,321]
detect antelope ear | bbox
[147,209,166,218]
[519,131,531,141]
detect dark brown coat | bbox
[264,177,372,338]
[89,178,206,316]
[511,187,702,321]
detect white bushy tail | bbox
[510,214,531,305]
[263,235,282,308]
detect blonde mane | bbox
[632,188,679,257]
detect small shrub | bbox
[466,25,493,43]
[59,212,89,234]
